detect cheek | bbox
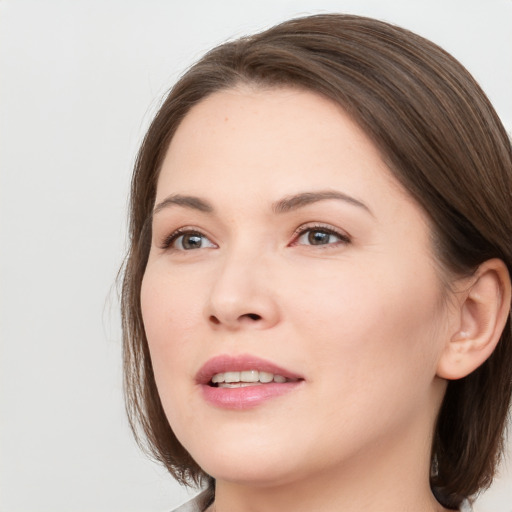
[141,264,204,344]
[281,266,446,454]
[288,258,446,389]
[140,268,204,405]
[140,268,211,442]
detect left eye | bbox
[170,232,216,251]
[296,228,347,246]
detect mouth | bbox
[209,369,298,388]
[197,354,304,409]
[197,354,303,385]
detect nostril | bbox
[245,313,262,321]
[208,312,263,325]
[209,315,221,325]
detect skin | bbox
[141,87,463,512]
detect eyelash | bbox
[160,227,209,250]
[291,223,351,247]
[159,223,351,251]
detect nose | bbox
[205,251,280,331]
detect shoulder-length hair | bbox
[121,14,512,509]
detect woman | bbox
[121,14,512,512]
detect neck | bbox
[211,464,449,512]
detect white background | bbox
[1,1,511,511]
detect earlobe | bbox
[437,259,511,380]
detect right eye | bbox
[162,229,216,251]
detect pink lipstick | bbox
[196,354,304,409]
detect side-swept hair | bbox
[121,14,512,509]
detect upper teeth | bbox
[211,370,287,384]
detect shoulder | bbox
[460,500,474,512]
[170,490,212,512]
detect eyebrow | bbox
[272,190,373,215]
[153,190,373,216]
[153,194,214,215]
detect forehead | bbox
[157,86,409,208]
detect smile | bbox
[211,370,293,387]
[198,355,304,409]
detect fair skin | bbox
[141,87,508,512]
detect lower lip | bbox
[201,381,303,409]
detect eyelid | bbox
[290,223,351,246]
[159,226,217,250]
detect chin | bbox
[201,459,302,488]
[187,434,306,486]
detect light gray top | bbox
[171,491,211,512]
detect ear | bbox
[437,258,511,380]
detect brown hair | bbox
[121,14,512,509]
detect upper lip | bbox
[196,354,304,384]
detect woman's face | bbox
[141,87,454,486]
